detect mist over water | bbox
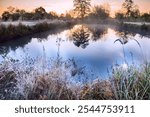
[0,24,150,79]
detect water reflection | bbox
[0,36,32,58]
[67,24,108,48]
[90,25,107,41]
[115,31,136,44]
[0,24,150,79]
[68,25,91,49]
[114,31,136,62]
[0,27,71,57]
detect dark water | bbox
[0,24,150,78]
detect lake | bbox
[0,24,150,80]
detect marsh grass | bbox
[111,64,150,100]
[0,56,150,100]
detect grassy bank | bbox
[0,58,150,100]
[1,21,149,43]
[117,22,150,36]
[0,21,74,43]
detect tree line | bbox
[115,0,150,22]
[73,0,150,22]
[1,6,59,21]
[0,0,150,22]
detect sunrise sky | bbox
[0,0,150,17]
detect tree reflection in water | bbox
[0,36,32,58]
[90,25,107,41]
[68,25,91,49]
[68,24,107,49]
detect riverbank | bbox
[0,19,67,27]
[1,20,150,43]
[111,21,150,37]
[0,58,150,100]
[0,20,75,43]
[124,22,150,26]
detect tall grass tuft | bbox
[111,65,150,100]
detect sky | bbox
[0,0,150,16]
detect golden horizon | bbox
[0,0,150,17]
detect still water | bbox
[0,24,150,78]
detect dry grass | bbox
[0,58,150,100]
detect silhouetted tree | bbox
[65,12,72,20]
[33,7,47,20]
[2,11,11,21]
[73,0,91,19]
[23,12,34,20]
[60,13,65,19]
[115,12,124,20]
[89,5,110,20]
[48,11,58,19]
[141,13,150,22]
[122,0,140,19]
[11,13,20,21]
[2,7,26,21]
[17,9,26,20]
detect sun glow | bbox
[0,0,150,17]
